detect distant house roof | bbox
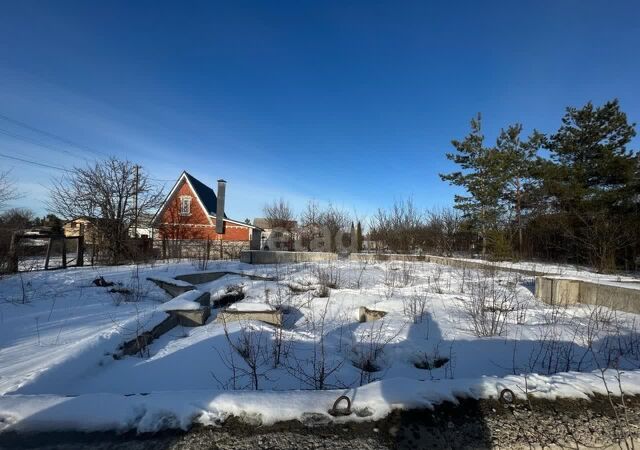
[183,172,226,218]
[63,216,117,226]
[253,218,297,230]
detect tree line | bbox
[368,100,640,272]
[1,99,638,273]
[438,99,638,272]
[0,159,163,270]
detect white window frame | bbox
[179,196,192,216]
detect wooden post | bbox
[219,238,223,260]
[7,232,19,273]
[77,223,84,267]
[61,237,67,269]
[44,237,52,270]
[77,236,84,266]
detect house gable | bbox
[151,171,263,243]
[154,174,213,227]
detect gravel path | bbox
[2,395,639,449]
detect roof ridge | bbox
[182,172,229,219]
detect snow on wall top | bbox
[147,276,194,288]
[227,302,276,312]
[158,290,205,311]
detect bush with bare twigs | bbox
[285,296,346,390]
[461,269,518,337]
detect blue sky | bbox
[1,1,639,222]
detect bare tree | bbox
[318,204,351,252]
[427,208,463,256]
[569,211,632,273]
[158,195,207,259]
[263,198,295,231]
[0,170,19,211]
[298,201,351,252]
[370,198,423,253]
[0,208,35,273]
[299,200,322,251]
[48,157,164,264]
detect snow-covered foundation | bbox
[536,276,640,314]
[2,259,640,434]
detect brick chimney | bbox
[216,179,226,234]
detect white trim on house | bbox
[208,215,263,230]
[151,172,214,227]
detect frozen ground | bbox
[1,259,639,433]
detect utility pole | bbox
[134,164,139,238]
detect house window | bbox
[180,196,191,216]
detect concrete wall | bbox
[240,251,547,276]
[535,276,640,314]
[240,250,640,314]
[240,250,337,264]
[147,277,195,297]
[580,281,640,313]
[217,309,283,327]
[349,253,427,263]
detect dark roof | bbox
[184,172,227,218]
[253,218,297,230]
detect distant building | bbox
[151,171,262,258]
[253,218,297,251]
[63,216,112,245]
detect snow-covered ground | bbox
[1,259,639,433]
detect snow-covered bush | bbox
[350,320,402,386]
[313,262,342,289]
[462,270,517,337]
[286,297,346,390]
[403,287,429,324]
[217,319,272,390]
[383,261,414,289]
[426,265,444,294]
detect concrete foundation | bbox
[350,253,427,263]
[217,309,283,327]
[240,251,337,264]
[118,315,179,357]
[240,251,640,315]
[121,277,212,357]
[171,308,211,327]
[535,276,640,314]
[174,271,276,284]
[535,277,581,306]
[239,251,546,277]
[147,277,195,297]
[358,306,387,322]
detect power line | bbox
[0,152,72,172]
[0,128,89,161]
[0,113,108,158]
[0,114,175,183]
[0,152,174,185]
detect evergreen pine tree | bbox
[544,99,638,271]
[350,222,355,251]
[494,124,544,257]
[440,114,505,257]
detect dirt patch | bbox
[2,395,639,449]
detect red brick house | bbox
[151,171,262,258]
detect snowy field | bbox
[1,259,640,433]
